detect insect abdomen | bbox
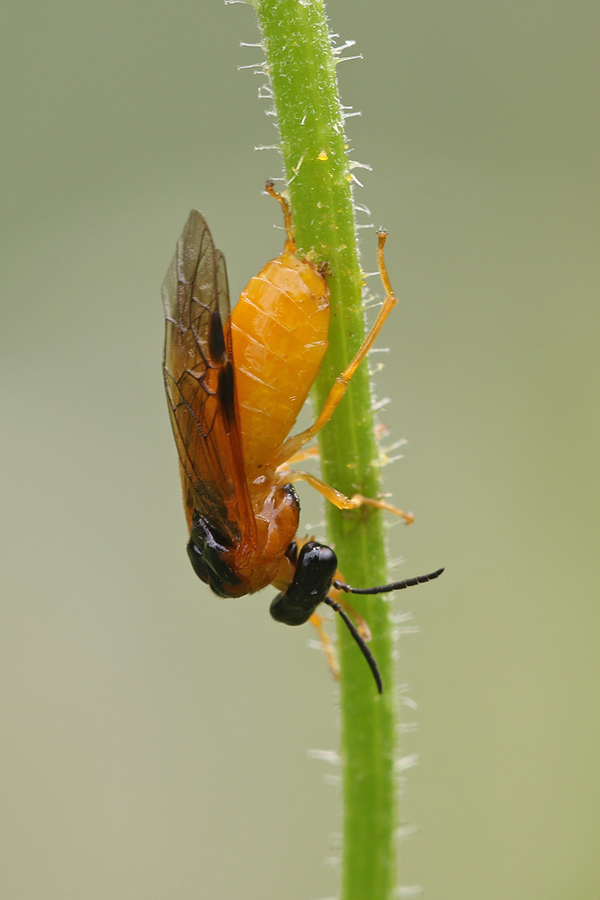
[231,249,330,474]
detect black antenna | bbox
[323,596,383,694]
[333,567,444,596]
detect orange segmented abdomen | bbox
[231,248,330,476]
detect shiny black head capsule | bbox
[270,541,338,626]
[269,541,446,695]
[270,541,383,693]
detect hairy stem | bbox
[252,2,398,898]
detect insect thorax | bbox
[187,483,300,598]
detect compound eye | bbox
[297,541,337,579]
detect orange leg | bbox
[284,445,320,466]
[265,180,295,252]
[274,229,398,467]
[283,469,414,525]
[309,612,339,680]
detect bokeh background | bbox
[2,0,599,897]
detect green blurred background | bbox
[1,0,599,897]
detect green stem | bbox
[251,2,398,898]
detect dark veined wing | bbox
[162,210,257,548]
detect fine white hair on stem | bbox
[394,820,419,840]
[323,773,342,787]
[385,518,407,533]
[307,639,331,653]
[308,749,340,764]
[381,454,406,468]
[399,722,418,734]
[397,886,423,898]
[382,438,408,453]
[395,625,420,637]
[371,396,391,412]
[330,37,357,56]
[395,754,419,773]
[237,62,266,72]
[336,54,363,65]
[397,696,418,715]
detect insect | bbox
[162,181,443,692]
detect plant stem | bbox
[251,2,398,898]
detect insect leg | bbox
[265,180,295,251]
[309,611,340,680]
[283,445,320,466]
[274,229,397,465]
[331,589,372,642]
[310,606,379,689]
[284,469,414,525]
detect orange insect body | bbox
[223,242,330,596]
[231,246,330,477]
[163,189,329,601]
[163,182,443,692]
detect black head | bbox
[269,541,337,626]
[270,540,383,692]
[269,541,445,695]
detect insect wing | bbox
[163,210,256,547]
